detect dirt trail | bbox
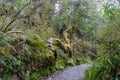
[39,64,89,80]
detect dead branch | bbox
[7,31,24,35]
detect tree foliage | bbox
[84,2,120,80]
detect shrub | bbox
[83,53,120,80]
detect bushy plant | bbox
[83,52,120,80]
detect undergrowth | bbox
[0,31,93,80]
[83,52,120,80]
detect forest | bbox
[0,0,120,80]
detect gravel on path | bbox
[39,64,89,80]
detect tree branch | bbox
[3,2,31,32]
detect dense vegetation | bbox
[0,0,120,80]
[84,2,120,80]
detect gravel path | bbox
[39,64,89,80]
